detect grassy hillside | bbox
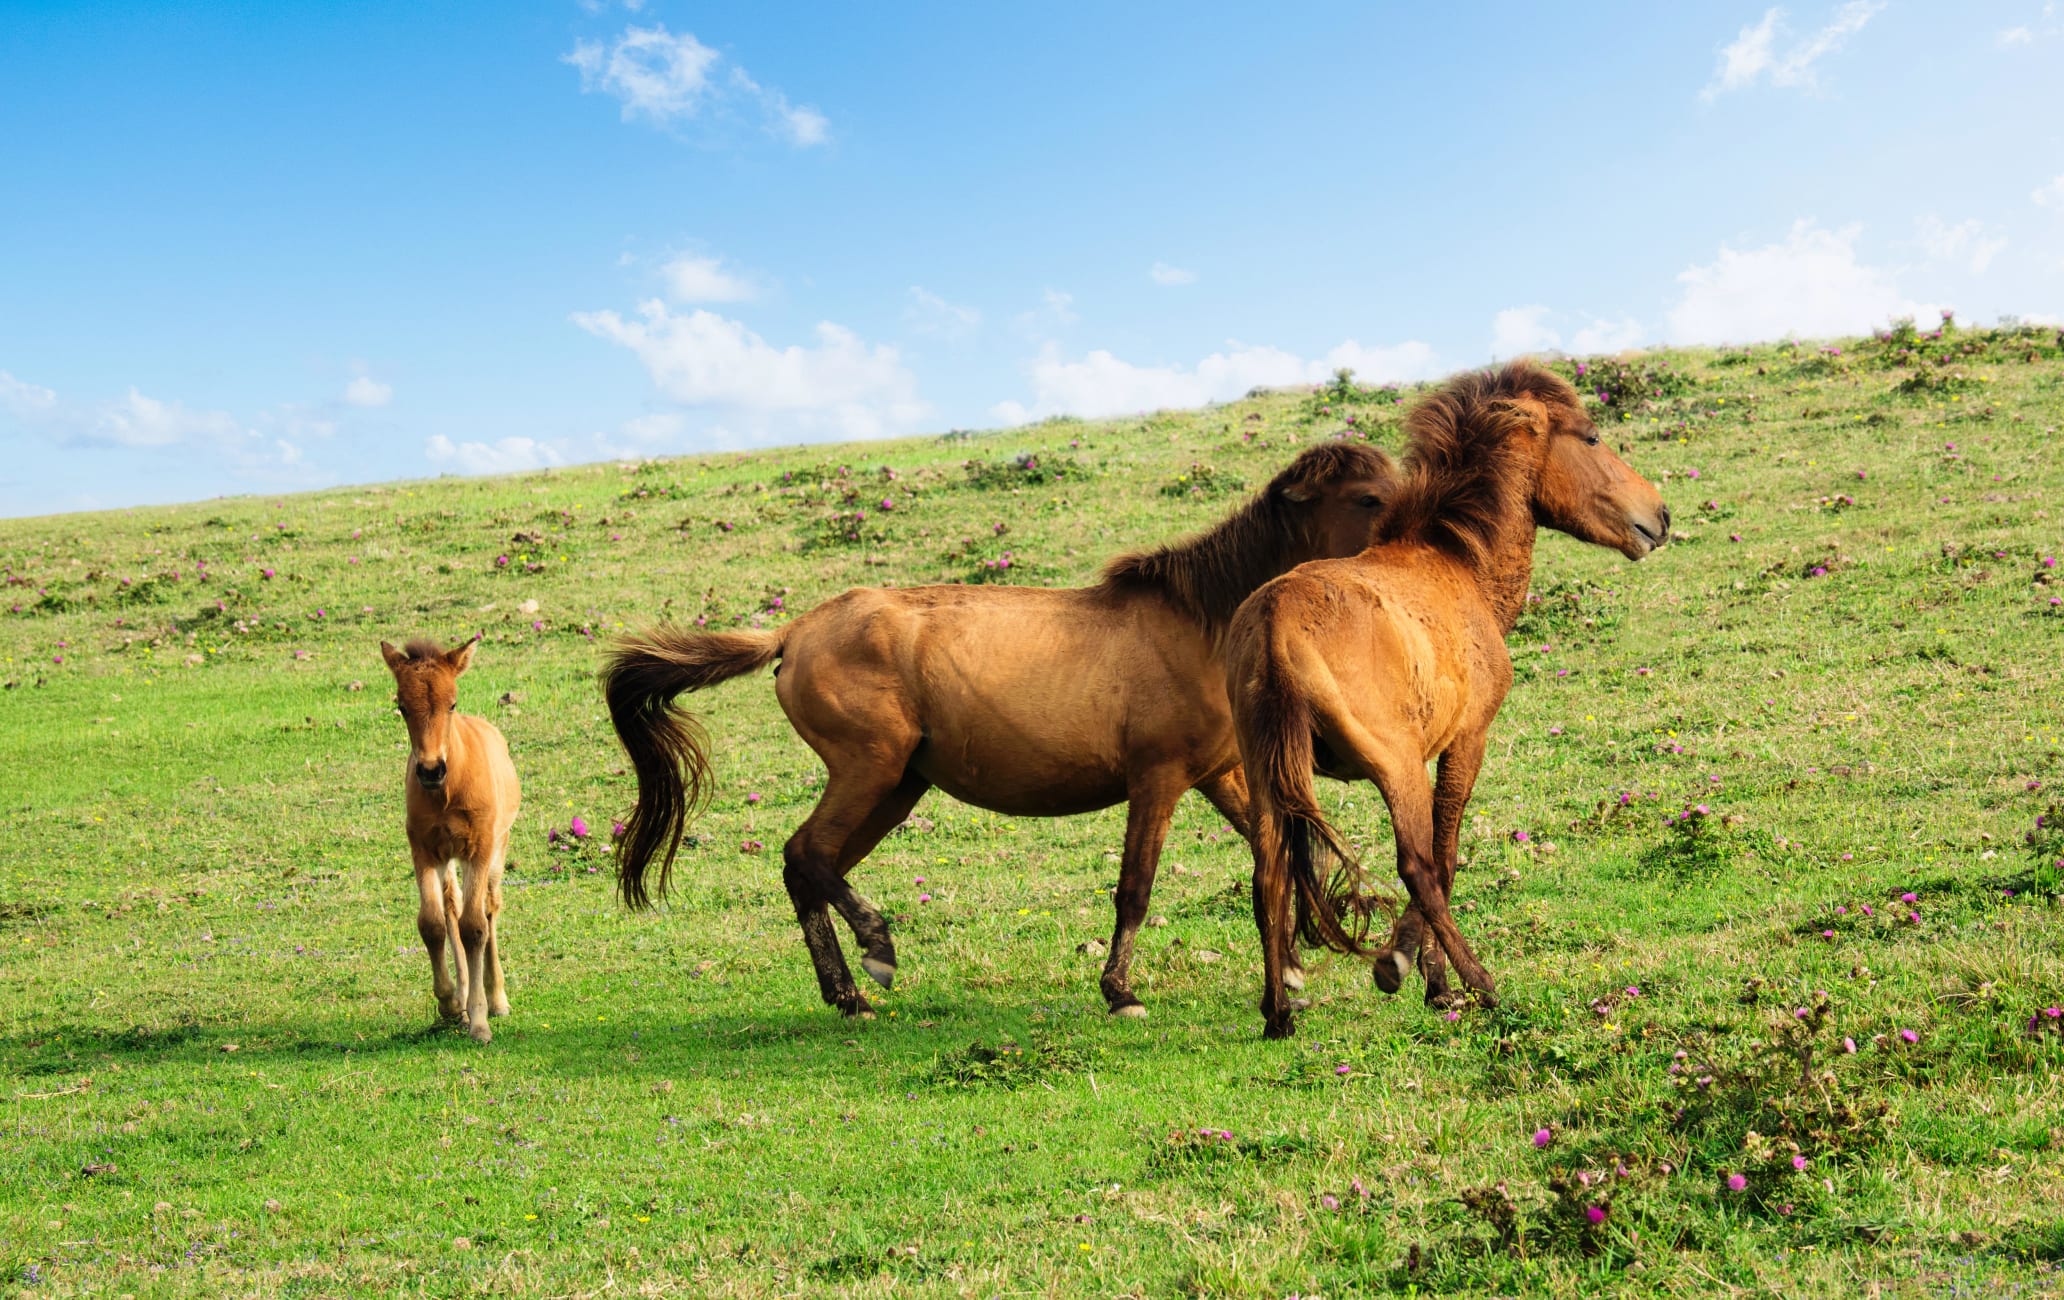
[4,319,2063,1296]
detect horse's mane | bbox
[400,637,449,663]
[1374,360,1583,569]
[1102,440,1394,636]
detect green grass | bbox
[4,322,2064,1296]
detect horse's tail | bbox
[603,624,787,909]
[1238,608,1377,957]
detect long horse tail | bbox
[1239,609,1377,957]
[603,624,787,909]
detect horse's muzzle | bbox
[416,759,448,790]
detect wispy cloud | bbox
[1666,220,1929,343]
[1913,215,2007,273]
[343,363,393,408]
[564,24,828,146]
[426,435,564,476]
[993,337,1439,424]
[571,300,926,438]
[659,253,756,303]
[1701,2,1883,100]
[1490,307,1644,357]
[1149,262,1197,287]
[3,371,312,479]
[905,286,981,339]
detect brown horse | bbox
[382,636,521,1043]
[605,441,1398,1019]
[1225,361,1669,1038]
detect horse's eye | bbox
[1585,432,1602,447]
[1359,495,1383,508]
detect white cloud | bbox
[343,371,393,408]
[2034,175,2064,211]
[565,25,828,146]
[906,286,981,338]
[0,370,58,418]
[426,435,565,476]
[660,254,755,303]
[1999,25,2034,44]
[1490,305,1559,356]
[1013,288,1078,337]
[1149,262,1197,286]
[996,337,1440,422]
[1914,215,2007,273]
[571,300,926,438]
[1665,220,1927,344]
[89,389,243,449]
[1701,2,1883,99]
[1490,308,1646,357]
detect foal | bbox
[383,636,521,1043]
[1226,361,1669,1037]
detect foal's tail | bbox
[603,624,787,909]
[1237,626,1378,957]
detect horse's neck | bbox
[1478,512,1539,635]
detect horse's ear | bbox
[445,637,477,676]
[1504,396,1552,437]
[1278,482,1318,503]
[380,641,409,673]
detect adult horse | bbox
[1225,361,1669,1038]
[605,441,1397,1018]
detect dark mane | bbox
[1374,360,1583,569]
[402,637,448,663]
[1101,440,1394,636]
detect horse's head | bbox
[381,636,476,793]
[1505,365,1670,560]
[1272,441,1400,560]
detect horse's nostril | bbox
[1657,507,1672,536]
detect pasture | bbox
[4,322,2064,1296]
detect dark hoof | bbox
[1371,950,1410,995]
[1426,988,1468,1012]
[861,956,895,990]
[1262,1012,1297,1040]
[1468,988,1499,1012]
[837,994,877,1019]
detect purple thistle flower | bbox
[1533,1128,1553,1148]
[1335,1063,1351,1076]
[1727,1174,1748,1192]
[569,816,589,839]
[1585,1205,1608,1225]
[1842,1037,1857,1053]
[1899,1028,1919,1044]
[1320,1194,1340,1211]
[1792,1155,1809,1171]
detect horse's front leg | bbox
[1100,778,1184,1018]
[413,850,463,1021]
[456,852,494,1043]
[482,839,510,1018]
[1416,732,1489,1010]
[1248,807,1299,1038]
[1199,768,1308,998]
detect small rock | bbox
[519,599,540,615]
[220,1042,239,1053]
[650,1079,674,1095]
[1194,949,1223,963]
[346,680,364,692]
[594,1217,610,1230]
[1146,915,1168,928]
[153,1201,172,1213]
[897,815,934,833]
[452,1236,472,1250]
[1077,938,1108,957]
[183,653,203,667]
[82,1162,117,1177]
[499,691,522,706]
[263,1198,283,1213]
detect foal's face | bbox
[1528,401,1671,560]
[381,639,475,792]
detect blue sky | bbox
[3,1,2061,516]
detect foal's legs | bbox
[456,854,494,1043]
[414,849,464,1020]
[482,838,511,1018]
[1194,769,1307,995]
[1100,775,1185,1018]
[782,764,929,1017]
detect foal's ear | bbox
[444,636,478,676]
[379,641,410,673]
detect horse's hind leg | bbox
[456,855,494,1043]
[1366,745,1497,1009]
[1100,777,1184,1018]
[482,841,510,1018]
[414,850,463,1020]
[1247,805,1300,1039]
[1200,769,1310,998]
[782,765,927,1017]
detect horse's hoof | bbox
[861,956,895,990]
[839,994,876,1018]
[1262,1015,1297,1041]
[1283,967,1306,992]
[1372,950,1410,995]
[489,1001,511,1018]
[469,1023,493,1044]
[1108,1002,1148,1020]
[1426,989,1467,1012]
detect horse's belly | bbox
[910,726,1128,817]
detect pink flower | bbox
[1352,1177,1368,1198]
[1585,1205,1608,1225]
[746,792,762,804]
[611,820,626,839]
[569,816,590,839]
[1512,829,1531,844]
[1842,1037,1857,1053]
[1335,1064,1351,1075]
[261,568,275,579]
[1899,1028,1919,1044]
[1900,892,1917,903]
[1532,1128,1553,1148]
[1726,1174,1747,1192]
[1792,1155,1809,1171]
[918,893,931,903]
[1320,1194,1340,1211]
